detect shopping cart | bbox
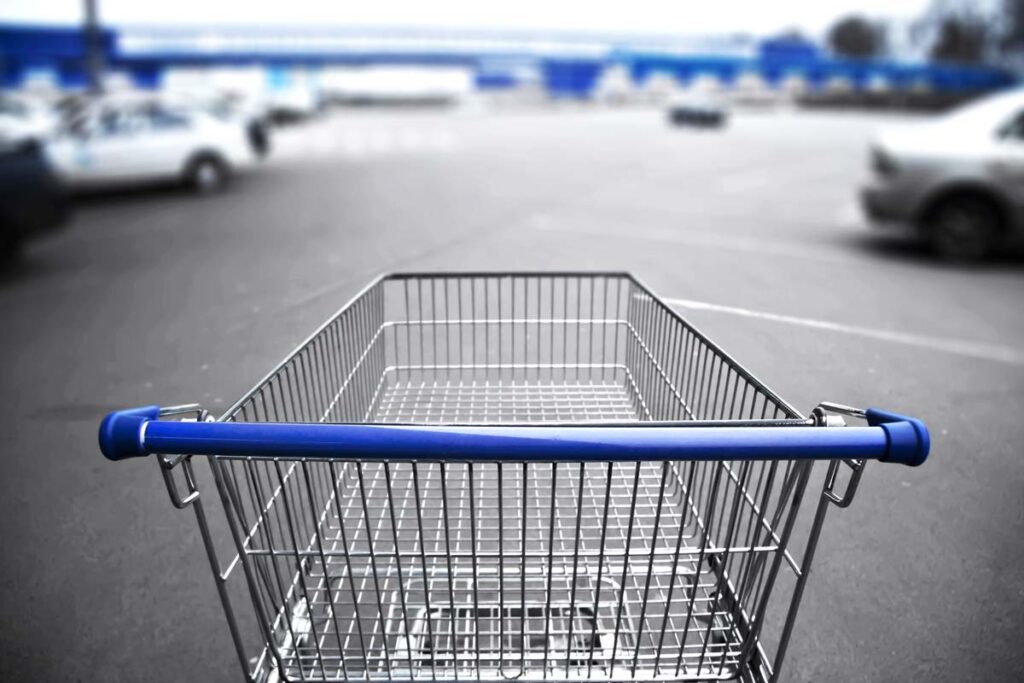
[99,272,929,683]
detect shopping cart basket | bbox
[99,272,929,683]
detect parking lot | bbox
[1,107,1023,682]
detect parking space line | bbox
[272,126,459,161]
[665,297,1024,366]
[535,221,866,267]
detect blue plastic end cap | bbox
[866,408,930,467]
[99,405,160,461]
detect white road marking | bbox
[273,127,458,161]
[665,297,1024,366]
[535,221,865,267]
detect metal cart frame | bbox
[100,272,928,683]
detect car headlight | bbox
[871,146,898,177]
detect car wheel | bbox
[922,195,1001,261]
[187,155,230,194]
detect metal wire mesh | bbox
[216,273,809,683]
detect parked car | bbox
[45,99,261,193]
[264,87,320,125]
[667,91,728,128]
[0,138,71,260]
[163,88,271,158]
[861,89,1024,259]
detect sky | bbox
[0,0,934,38]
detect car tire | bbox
[186,155,230,194]
[922,194,1001,262]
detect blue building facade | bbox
[0,23,1014,96]
[0,24,115,89]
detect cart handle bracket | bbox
[815,402,930,468]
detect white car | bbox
[862,89,1024,259]
[264,87,319,124]
[162,88,271,157]
[45,100,259,193]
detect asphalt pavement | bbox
[2,106,1023,682]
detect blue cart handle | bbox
[99,405,929,467]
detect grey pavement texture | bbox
[1,108,1023,682]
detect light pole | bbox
[84,0,104,92]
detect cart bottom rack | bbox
[267,458,747,681]
[99,272,928,683]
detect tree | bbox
[911,0,994,64]
[1001,0,1024,45]
[827,15,887,59]
[930,15,989,63]
[998,0,1024,66]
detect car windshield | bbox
[145,105,192,129]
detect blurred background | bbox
[2,0,1024,682]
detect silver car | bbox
[861,89,1024,259]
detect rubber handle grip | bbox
[99,405,930,466]
[865,407,931,467]
[98,405,160,460]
